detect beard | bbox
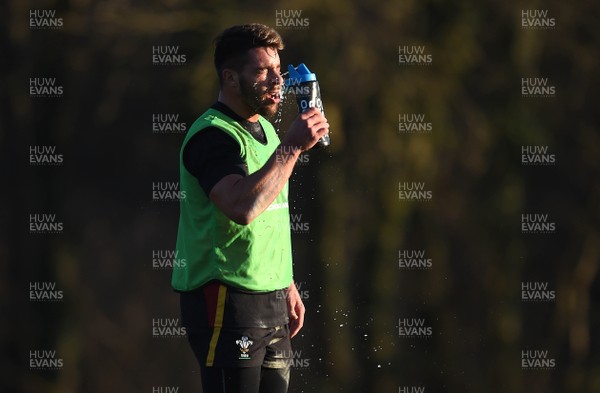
[239,75,280,117]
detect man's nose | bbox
[270,71,283,86]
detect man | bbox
[172,23,329,393]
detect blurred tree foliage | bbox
[1,0,599,392]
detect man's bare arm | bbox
[209,108,328,225]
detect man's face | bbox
[237,47,283,117]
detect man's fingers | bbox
[289,306,298,320]
[299,107,321,120]
[300,109,327,128]
[315,121,329,136]
[307,117,329,140]
[296,307,304,329]
[289,320,298,338]
[290,310,304,338]
[290,318,301,338]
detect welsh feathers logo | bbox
[236,336,253,359]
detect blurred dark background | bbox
[2,0,599,392]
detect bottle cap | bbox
[285,63,316,86]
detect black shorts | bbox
[186,324,292,368]
[180,281,292,368]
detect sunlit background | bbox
[2,0,600,392]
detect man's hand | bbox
[208,107,328,226]
[287,281,305,338]
[282,107,329,152]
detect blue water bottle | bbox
[285,63,331,147]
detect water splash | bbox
[271,71,298,134]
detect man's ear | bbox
[222,69,239,88]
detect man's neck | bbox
[217,92,260,122]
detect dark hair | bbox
[214,24,284,83]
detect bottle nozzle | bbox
[285,63,317,86]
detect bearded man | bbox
[172,23,329,393]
